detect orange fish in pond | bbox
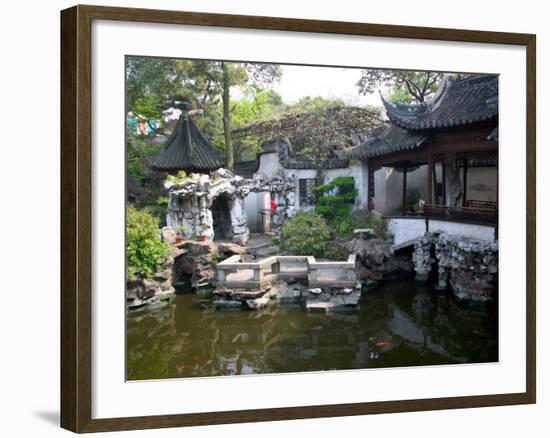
[375,341,390,347]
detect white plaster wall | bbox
[428,220,496,242]
[409,165,428,200]
[244,152,282,231]
[257,152,281,177]
[467,167,498,202]
[373,165,428,215]
[284,168,317,211]
[386,218,427,245]
[243,192,268,232]
[387,217,496,244]
[324,161,369,210]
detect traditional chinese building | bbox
[348,74,498,243]
[151,76,499,244]
[150,111,224,173]
[151,112,295,244]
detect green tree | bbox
[357,70,443,103]
[219,62,281,170]
[126,205,169,279]
[313,176,358,236]
[286,95,345,113]
[230,89,285,160]
[133,95,163,119]
[126,57,281,169]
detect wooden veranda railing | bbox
[422,202,497,226]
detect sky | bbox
[273,64,384,107]
[233,64,386,107]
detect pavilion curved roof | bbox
[346,125,429,159]
[381,74,499,130]
[149,114,224,173]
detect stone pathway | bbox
[245,233,279,258]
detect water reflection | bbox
[126,280,498,380]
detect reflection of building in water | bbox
[126,283,497,380]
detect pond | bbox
[126,280,498,380]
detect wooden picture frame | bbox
[60,4,536,433]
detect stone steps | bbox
[254,245,279,257]
[246,240,274,251]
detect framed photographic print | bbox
[60,4,536,433]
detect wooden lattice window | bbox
[299,178,317,206]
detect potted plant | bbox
[175,226,186,244]
[196,223,209,242]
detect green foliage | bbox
[279,211,331,257]
[323,243,349,261]
[385,83,415,104]
[357,70,443,103]
[164,170,197,188]
[313,176,357,234]
[351,210,387,239]
[286,95,345,113]
[231,89,285,160]
[156,196,169,206]
[126,56,282,164]
[126,132,161,181]
[126,205,169,279]
[127,161,144,179]
[407,190,422,212]
[134,95,162,119]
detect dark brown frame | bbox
[61,4,536,433]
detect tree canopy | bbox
[357,70,443,103]
[126,57,281,168]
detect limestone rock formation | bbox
[412,232,498,302]
[346,235,412,282]
[164,168,295,245]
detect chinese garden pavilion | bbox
[349,74,498,225]
[150,112,224,173]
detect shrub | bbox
[313,176,357,237]
[126,205,169,279]
[351,210,387,238]
[279,211,331,257]
[323,242,349,260]
[156,196,169,206]
[407,190,422,212]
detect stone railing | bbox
[215,254,357,289]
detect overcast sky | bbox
[273,64,384,107]
[233,64,386,107]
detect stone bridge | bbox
[215,254,357,290]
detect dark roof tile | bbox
[347,125,428,159]
[149,115,224,172]
[382,74,498,130]
[233,159,260,178]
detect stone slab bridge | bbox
[215,254,357,290]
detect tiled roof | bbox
[347,125,428,159]
[233,159,260,178]
[282,158,349,169]
[149,115,224,172]
[382,74,498,130]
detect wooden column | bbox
[401,166,408,214]
[368,163,375,210]
[432,163,437,203]
[426,153,434,204]
[441,158,447,205]
[462,157,468,207]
